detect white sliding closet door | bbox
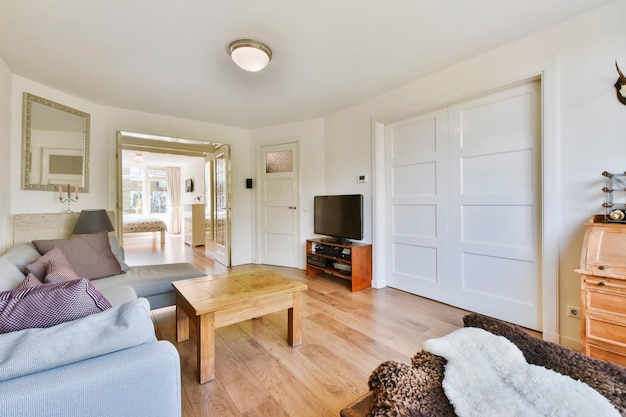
[385,108,450,301]
[386,81,541,330]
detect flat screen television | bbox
[314,194,363,243]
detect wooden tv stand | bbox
[305,238,372,291]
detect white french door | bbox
[212,145,231,267]
[386,81,541,330]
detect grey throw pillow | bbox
[0,259,26,291]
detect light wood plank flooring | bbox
[123,234,469,417]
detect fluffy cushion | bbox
[0,243,41,274]
[0,278,112,334]
[25,247,73,280]
[17,273,42,289]
[463,313,626,415]
[423,327,620,417]
[44,260,82,283]
[32,231,122,280]
[0,298,155,382]
[0,259,26,291]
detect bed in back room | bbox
[122,216,167,243]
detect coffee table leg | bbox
[287,291,303,347]
[176,295,189,343]
[198,312,216,384]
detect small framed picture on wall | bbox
[185,178,194,192]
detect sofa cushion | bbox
[0,259,26,291]
[0,278,112,334]
[25,247,74,281]
[32,231,122,280]
[0,298,156,382]
[89,263,205,299]
[0,243,41,274]
[108,235,130,272]
[17,273,42,289]
[44,261,82,283]
[100,285,138,306]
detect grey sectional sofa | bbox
[0,298,182,417]
[0,237,205,417]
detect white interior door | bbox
[448,82,541,329]
[385,81,541,330]
[385,109,450,301]
[259,142,299,267]
[212,145,231,267]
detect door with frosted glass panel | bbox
[260,142,299,267]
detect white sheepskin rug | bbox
[423,327,620,417]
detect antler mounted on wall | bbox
[614,61,626,105]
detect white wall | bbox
[0,57,11,252]
[8,76,254,265]
[181,157,206,205]
[251,119,325,268]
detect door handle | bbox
[288,206,297,209]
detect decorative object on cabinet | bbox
[184,204,205,247]
[601,171,626,223]
[575,215,626,366]
[305,238,371,291]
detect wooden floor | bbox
[123,234,469,417]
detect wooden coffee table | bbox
[172,269,308,384]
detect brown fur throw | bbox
[367,313,626,417]
[367,353,455,417]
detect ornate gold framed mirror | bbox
[21,93,90,192]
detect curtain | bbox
[166,167,182,234]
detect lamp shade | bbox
[229,39,272,72]
[73,209,115,234]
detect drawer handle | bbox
[599,281,606,287]
[598,265,606,270]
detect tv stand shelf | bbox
[306,238,372,291]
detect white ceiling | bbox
[0,0,617,129]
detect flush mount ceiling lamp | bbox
[229,39,272,72]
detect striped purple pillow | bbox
[0,278,112,334]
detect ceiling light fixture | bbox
[229,39,272,72]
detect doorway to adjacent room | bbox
[116,131,232,266]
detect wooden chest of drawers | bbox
[576,215,626,366]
